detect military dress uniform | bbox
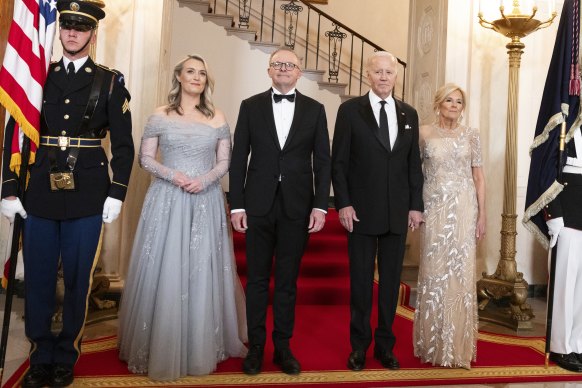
[1,10,133,387]
[0,1,134,386]
[545,127,582,372]
[0,56,134,367]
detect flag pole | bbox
[544,118,568,368]
[0,124,30,381]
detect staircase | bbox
[177,0,407,102]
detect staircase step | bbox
[302,69,326,82]
[202,13,234,28]
[318,81,348,94]
[225,27,256,41]
[249,41,282,54]
[179,0,210,13]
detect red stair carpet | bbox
[4,210,582,387]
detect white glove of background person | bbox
[1,198,27,224]
[102,197,123,223]
[546,217,564,248]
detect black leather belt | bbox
[41,136,102,149]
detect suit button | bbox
[64,114,70,120]
[64,99,70,104]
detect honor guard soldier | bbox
[545,126,582,373]
[0,1,134,387]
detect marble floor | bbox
[0,292,580,387]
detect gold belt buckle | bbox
[57,136,69,151]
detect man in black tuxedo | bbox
[332,51,423,371]
[230,47,331,375]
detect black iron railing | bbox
[209,0,407,99]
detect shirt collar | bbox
[369,90,394,107]
[62,56,89,73]
[272,87,297,96]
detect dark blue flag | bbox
[523,0,581,249]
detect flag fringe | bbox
[0,87,41,148]
[522,180,564,249]
[529,108,568,155]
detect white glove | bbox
[102,197,123,223]
[1,198,27,224]
[546,217,564,248]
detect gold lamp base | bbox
[477,214,535,330]
[477,275,534,330]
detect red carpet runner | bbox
[4,210,582,387]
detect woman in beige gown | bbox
[413,84,486,369]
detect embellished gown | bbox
[413,124,482,369]
[118,113,247,380]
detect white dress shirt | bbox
[272,87,296,148]
[369,91,398,150]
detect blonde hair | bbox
[433,83,467,114]
[166,54,215,118]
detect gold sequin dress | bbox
[413,124,482,369]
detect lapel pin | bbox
[85,67,92,73]
[54,66,61,72]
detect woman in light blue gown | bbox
[118,54,247,380]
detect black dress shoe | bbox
[22,364,52,388]
[374,348,400,370]
[273,348,301,375]
[51,363,74,387]
[550,352,582,373]
[347,350,366,371]
[242,345,264,375]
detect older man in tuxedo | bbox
[332,51,423,371]
[230,47,331,375]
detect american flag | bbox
[0,0,57,174]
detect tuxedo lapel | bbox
[259,89,281,151]
[358,93,390,151]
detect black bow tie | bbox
[273,93,296,103]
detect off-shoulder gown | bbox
[118,114,247,380]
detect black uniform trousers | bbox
[23,214,102,366]
[347,230,407,353]
[245,188,309,350]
